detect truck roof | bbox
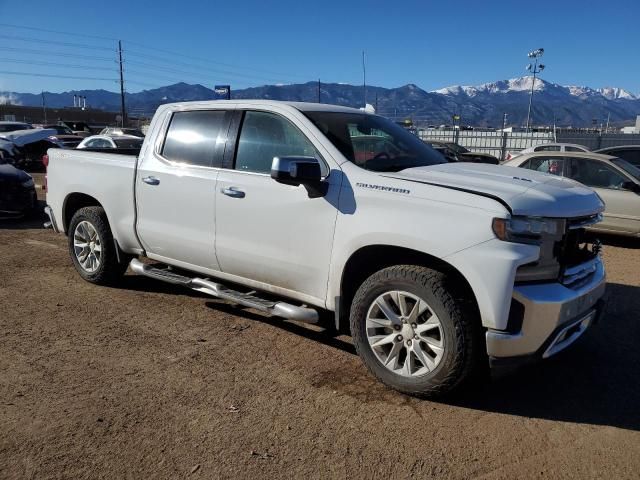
[157,99,366,114]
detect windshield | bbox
[612,158,640,181]
[113,138,143,148]
[303,111,445,172]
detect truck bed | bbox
[45,149,141,252]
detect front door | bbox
[136,109,232,270]
[566,157,640,234]
[215,109,341,303]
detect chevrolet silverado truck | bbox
[44,101,606,397]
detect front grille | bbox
[515,213,602,286]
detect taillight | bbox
[42,154,49,193]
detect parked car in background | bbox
[0,155,37,219]
[506,143,589,161]
[99,127,145,138]
[59,121,92,138]
[505,152,640,237]
[42,125,83,149]
[0,121,33,132]
[594,145,640,168]
[77,135,144,150]
[423,140,499,164]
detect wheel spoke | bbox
[412,344,435,371]
[408,299,429,323]
[384,342,402,369]
[369,333,397,348]
[367,316,392,328]
[376,295,400,323]
[423,337,444,355]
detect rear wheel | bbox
[68,206,129,285]
[350,265,483,397]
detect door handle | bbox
[221,187,245,198]
[142,176,160,186]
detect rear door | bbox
[136,109,233,270]
[566,157,640,234]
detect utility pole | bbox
[118,40,126,127]
[362,50,366,108]
[41,91,47,124]
[525,48,545,132]
[502,112,508,131]
[317,78,321,103]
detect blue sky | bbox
[0,0,638,95]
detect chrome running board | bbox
[129,258,318,324]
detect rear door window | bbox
[161,110,230,168]
[526,156,564,176]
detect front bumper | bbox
[486,257,606,365]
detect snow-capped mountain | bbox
[433,76,637,100]
[3,77,639,127]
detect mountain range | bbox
[3,76,639,127]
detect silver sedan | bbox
[504,152,640,237]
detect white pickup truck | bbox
[45,100,606,397]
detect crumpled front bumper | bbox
[486,257,606,365]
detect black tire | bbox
[67,206,129,285]
[350,265,484,398]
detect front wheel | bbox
[350,265,484,398]
[68,206,129,285]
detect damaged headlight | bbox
[492,216,564,245]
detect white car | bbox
[44,101,606,397]
[77,135,144,150]
[506,143,589,160]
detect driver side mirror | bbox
[270,156,327,198]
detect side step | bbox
[129,258,318,324]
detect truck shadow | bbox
[442,281,640,431]
[118,274,639,431]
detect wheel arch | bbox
[336,244,480,333]
[62,192,103,234]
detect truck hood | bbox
[388,162,604,218]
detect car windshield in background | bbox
[446,143,469,154]
[113,138,143,148]
[122,129,144,137]
[303,111,445,172]
[612,158,640,181]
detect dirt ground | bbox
[1,196,639,479]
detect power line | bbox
[0,57,115,71]
[123,50,294,83]
[0,33,115,51]
[124,58,283,83]
[0,46,115,62]
[0,70,118,82]
[0,22,118,42]
[124,42,310,80]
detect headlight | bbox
[492,216,564,244]
[21,177,34,188]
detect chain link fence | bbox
[418,128,640,161]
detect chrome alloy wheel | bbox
[366,290,445,377]
[73,220,102,273]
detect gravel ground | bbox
[1,200,639,479]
